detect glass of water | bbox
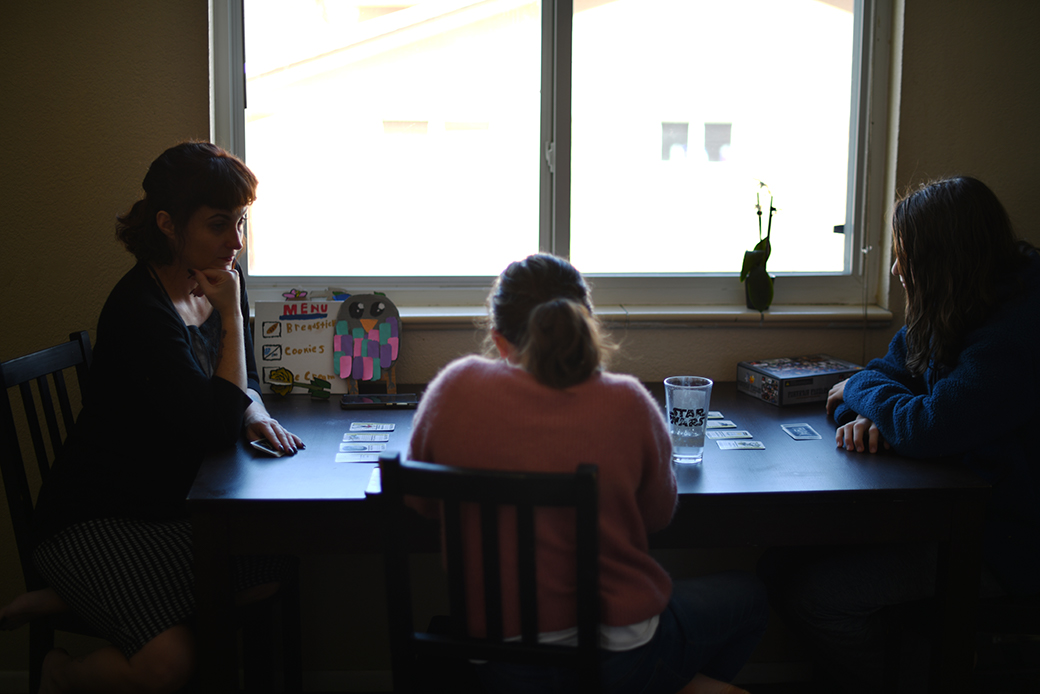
[664,376,714,464]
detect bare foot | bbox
[680,673,751,694]
[38,648,71,694]
[0,589,69,630]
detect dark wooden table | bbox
[189,382,989,693]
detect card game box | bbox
[736,354,862,406]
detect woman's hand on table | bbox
[835,414,889,454]
[244,403,303,455]
[825,379,847,417]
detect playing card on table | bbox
[344,433,391,442]
[339,443,387,453]
[717,440,766,450]
[336,452,381,463]
[707,411,724,419]
[781,423,822,440]
[349,422,395,432]
[706,429,753,440]
[707,420,737,429]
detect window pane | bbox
[569,0,854,274]
[243,0,542,277]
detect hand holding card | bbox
[250,438,286,457]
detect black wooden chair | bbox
[1,332,99,694]
[1,331,302,693]
[379,451,601,694]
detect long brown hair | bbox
[893,176,1024,374]
[115,141,258,265]
[487,254,615,389]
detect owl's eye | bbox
[371,302,386,318]
[349,301,365,318]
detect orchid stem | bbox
[757,192,763,240]
[766,195,774,239]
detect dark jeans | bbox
[475,570,769,694]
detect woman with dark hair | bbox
[407,254,768,694]
[1,142,301,693]
[760,176,1040,692]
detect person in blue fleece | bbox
[759,176,1040,692]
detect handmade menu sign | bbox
[254,299,345,396]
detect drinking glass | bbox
[664,376,713,464]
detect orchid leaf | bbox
[741,249,767,282]
[745,265,774,312]
[754,235,771,263]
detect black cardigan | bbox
[32,262,259,546]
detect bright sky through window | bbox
[243,0,854,278]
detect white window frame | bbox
[211,0,893,309]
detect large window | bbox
[212,0,891,306]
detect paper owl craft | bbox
[333,294,401,382]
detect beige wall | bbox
[3,0,1040,682]
[0,0,212,677]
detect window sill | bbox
[392,304,893,330]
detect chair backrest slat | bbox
[37,374,65,456]
[0,385,35,583]
[16,381,49,482]
[516,502,539,645]
[442,499,468,636]
[52,368,77,435]
[37,372,71,478]
[71,330,92,401]
[479,501,504,641]
[381,452,601,694]
[574,463,600,673]
[0,331,92,589]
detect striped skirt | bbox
[33,516,293,659]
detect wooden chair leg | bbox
[241,602,275,693]
[280,569,304,693]
[29,620,55,694]
[240,566,303,694]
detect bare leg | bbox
[677,673,751,694]
[34,582,277,692]
[38,624,195,694]
[0,589,69,630]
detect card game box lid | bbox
[738,354,862,378]
[736,354,863,406]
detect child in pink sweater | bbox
[408,254,766,694]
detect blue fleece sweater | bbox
[835,250,1040,596]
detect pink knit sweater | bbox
[407,355,676,638]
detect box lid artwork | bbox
[736,354,863,406]
[741,354,862,378]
